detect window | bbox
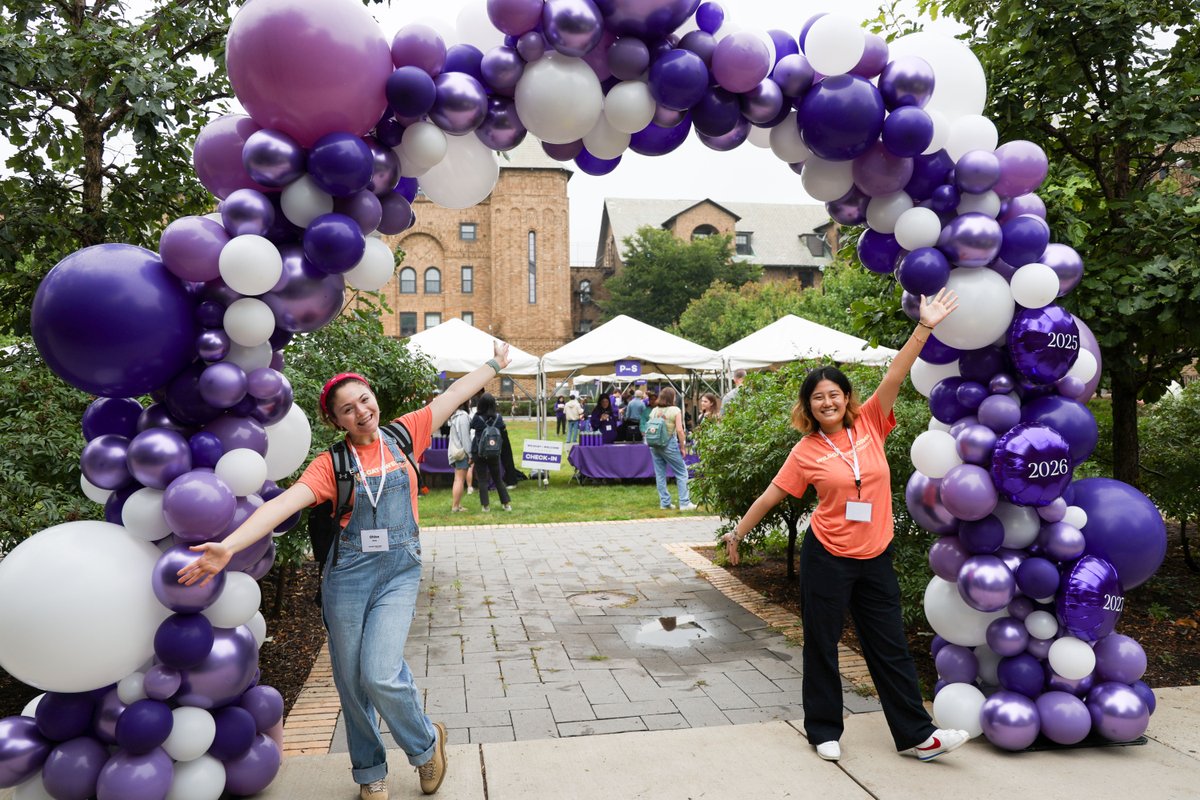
[528,231,537,304]
[459,223,477,241]
[424,267,441,294]
[399,313,417,336]
[579,319,592,334]
[424,312,441,329]
[461,311,474,326]
[804,234,827,259]
[399,267,416,294]
[578,280,592,305]
[692,224,718,240]
[461,265,474,294]
[735,232,753,256]
[500,377,514,396]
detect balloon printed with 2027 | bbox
[0,0,1172,793]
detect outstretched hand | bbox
[919,288,960,328]
[493,340,511,370]
[177,542,232,587]
[722,531,741,566]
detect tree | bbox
[924,0,1200,486]
[601,227,761,328]
[0,1,234,335]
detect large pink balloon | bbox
[226,0,392,147]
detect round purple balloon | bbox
[155,613,216,671]
[159,217,230,284]
[143,665,183,702]
[1021,395,1097,466]
[1008,305,1080,385]
[977,393,1021,434]
[127,428,193,490]
[600,0,702,40]
[210,705,257,761]
[264,245,347,333]
[220,189,276,238]
[378,192,415,235]
[176,625,259,709]
[993,139,1048,198]
[1038,242,1085,297]
[826,185,870,226]
[906,472,959,535]
[959,514,1004,554]
[929,376,971,424]
[998,214,1051,268]
[929,535,969,582]
[240,685,285,732]
[481,46,525,94]
[797,74,885,162]
[957,554,1016,612]
[990,423,1073,507]
[153,545,227,614]
[882,105,934,159]
[188,431,225,470]
[516,30,546,62]
[648,49,709,111]
[955,149,1001,194]
[771,53,814,98]
[897,247,950,296]
[307,132,373,197]
[192,114,267,200]
[935,644,978,683]
[608,36,651,80]
[81,434,134,491]
[940,463,999,521]
[711,30,771,93]
[853,141,914,197]
[1045,663,1094,696]
[1015,556,1060,599]
[878,55,935,109]
[1093,633,1147,684]
[937,212,1002,268]
[223,733,282,796]
[542,0,604,58]
[242,129,306,188]
[1036,691,1091,745]
[302,213,366,275]
[696,117,749,152]
[1086,682,1148,742]
[981,690,1040,750]
[1131,680,1156,716]
[115,699,174,754]
[1057,555,1123,642]
[575,148,622,176]
[429,71,488,134]
[985,617,1030,657]
[95,746,173,800]
[42,735,109,800]
[956,423,997,466]
[198,362,249,410]
[488,0,544,36]
[997,653,1044,699]
[332,190,384,235]
[856,229,902,274]
[35,692,95,743]
[163,470,238,543]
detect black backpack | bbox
[308,421,415,604]
[476,416,503,458]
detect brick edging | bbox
[423,515,721,531]
[280,643,338,758]
[663,542,877,696]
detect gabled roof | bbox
[497,137,575,175]
[719,314,898,369]
[542,314,723,375]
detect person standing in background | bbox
[564,391,584,443]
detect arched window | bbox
[528,231,537,304]
[424,267,442,294]
[578,280,592,305]
[692,224,718,240]
[399,267,416,294]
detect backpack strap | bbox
[380,421,417,475]
[323,440,357,571]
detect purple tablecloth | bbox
[567,443,697,481]
[419,448,454,474]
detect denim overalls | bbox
[321,435,437,784]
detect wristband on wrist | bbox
[485,358,501,375]
[918,322,935,330]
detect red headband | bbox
[320,372,370,415]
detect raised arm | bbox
[874,288,959,418]
[429,341,511,429]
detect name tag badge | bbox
[361,529,389,552]
[846,501,873,523]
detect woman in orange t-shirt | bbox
[724,289,971,764]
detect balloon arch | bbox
[0,0,1170,794]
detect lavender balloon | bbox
[223,734,282,796]
[957,555,1016,612]
[176,625,259,709]
[1045,664,1094,696]
[1039,242,1085,297]
[826,186,870,226]
[977,393,1021,434]
[378,192,414,235]
[940,464,998,521]
[192,114,266,200]
[516,30,546,62]
[488,0,544,36]
[955,150,1001,194]
[986,617,1030,657]
[991,423,1072,507]
[981,690,1040,750]
[240,685,285,732]
[42,736,110,800]
[711,30,771,93]
[1036,691,1091,745]
[1057,555,1123,642]
[1008,305,1080,385]
[95,746,173,800]
[144,665,182,702]
[853,141,914,197]
[1086,682,1149,742]
[771,53,814,98]
[608,36,650,80]
[152,545,226,614]
[937,212,1002,267]
[1093,634,1147,684]
[481,46,525,94]
[929,535,969,582]
[993,139,1049,198]
[163,470,238,543]
[935,644,978,683]
[159,217,230,284]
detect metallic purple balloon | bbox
[981,690,1040,750]
[937,212,1002,267]
[176,625,260,709]
[826,185,870,226]
[1086,682,1149,742]
[81,434,134,490]
[153,545,227,614]
[198,362,249,410]
[1057,555,1123,641]
[947,414,979,438]
[1093,633,1147,683]
[608,36,651,80]
[41,735,109,799]
[516,30,546,62]
[955,150,1000,194]
[690,85,740,136]
[127,428,193,490]
[1036,691,1091,745]
[1039,242,1085,297]
[155,613,216,670]
[476,97,528,151]
[159,216,230,283]
[697,116,749,151]
[1008,305,1080,385]
[96,746,173,799]
[245,368,284,400]
[163,470,238,543]
[1042,520,1087,562]
[242,129,306,188]
[542,0,604,57]
[192,114,267,200]
[853,140,914,197]
[940,463,999,521]
[930,183,960,214]
[1007,595,1034,621]
[985,617,1030,657]
[850,33,889,78]
[0,716,52,789]
[957,554,1016,612]
[956,423,997,466]
[378,192,414,235]
[991,423,1072,506]
[430,72,488,134]
[251,378,294,426]
[196,328,232,363]
[998,214,1051,268]
[91,688,126,746]
[165,362,223,427]
[771,53,814,98]
[1036,496,1067,522]
[798,74,885,162]
[898,248,950,296]
[630,113,692,156]
[993,139,1049,198]
[906,472,959,535]
[935,644,978,683]
[856,229,902,274]
[223,733,282,796]
[977,393,1021,434]
[652,103,687,127]
[929,535,969,582]
[648,48,709,111]
[989,373,1016,395]
[959,513,1004,554]
[364,136,400,196]
[144,665,183,702]
[878,55,935,109]
[303,213,365,275]
[600,0,701,39]
[740,78,784,124]
[488,0,544,36]
[998,192,1047,224]
[481,46,525,94]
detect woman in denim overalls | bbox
[180,343,512,800]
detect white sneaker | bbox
[816,741,841,761]
[902,729,970,761]
[467,487,474,494]
[678,502,698,511]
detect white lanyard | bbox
[818,427,862,498]
[350,436,389,512]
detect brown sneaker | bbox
[417,722,447,794]
[359,778,388,799]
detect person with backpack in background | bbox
[643,387,697,511]
[447,400,472,513]
[178,342,513,799]
[470,392,512,512]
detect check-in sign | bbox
[521,439,563,471]
[615,359,641,377]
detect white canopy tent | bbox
[406,318,540,377]
[719,314,898,370]
[541,315,723,376]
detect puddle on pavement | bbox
[634,615,712,648]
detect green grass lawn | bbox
[417,420,713,528]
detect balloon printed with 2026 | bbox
[0,0,1170,792]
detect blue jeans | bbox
[650,439,691,508]
[567,419,580,443]
[322,437,437,784]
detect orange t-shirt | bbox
[771,393,896,559]
[298,406,433,527]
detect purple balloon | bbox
[929,376,970,424]
[378,192,415,235]
[937,212,1002,268]
[250,378,294,426]
[981,690,1040,750]
[42,736,109,800]
[929,183,960,214]
[696,117,750,151]
[516,30,546,62]
[1045,664,1094,696]
[948,415,979,439]
[1086,682,1149,742]
[386,66,437,119]
[163,470,238,543]
[155,613,216,671]
[444,44,485,83]
[856,229,902,274]
[240,686,285,732]
[906,472,959,536]
[192,114,267,200]
[977,393,1022,434]
[202,414,267,457]
[998,192,1047,224]
[918,334,960,366]
[958,555,1016,612]
[695,0,723,33]
[956,423,998,466]
[991,423,1073,506]
[878,55,935,109]
[307,132,373,197]
[954,149,1000,194]
[652,103,687,127]
[986,617,1030,657]
[600,0,701,40]
[104,485,137,525]
[1037,496,1068,522]
[898,247,950,296]
[153,546,226,614]
[188,432,225,470]
[198,362,249,410]
[489,0,544,35]
[739,78,784,124]
[850,33,889,78]
[1008,305,1080,385]
[959,514,1004,554]
[195,329,230,363]
[1040,241,1085,299]
[997,653,1044,698]
[32,245,197,398]
[542,0,604,58]
[711,30,770,93]
[958,382,989,410]
[143,666,183,702]
[1007,595,1034,621]
[1040,521,1086,563]
[211,706,257,761]
[165,363,223,428]
[542,139,585,161]
[115,699,173,754]
[880,106,934,159]
[767,28,798,64]
[127,428,192,490]
[221,495,272,572]
[852,140,914,197]
[480,46,525,94]
[363,136,401,196]
[648,48,709,111]
[81,434,134,490]
[176,626,260,709]
[574,148,622,176]
[797,74,885,161]
[608,36,651,80]
[1094,633,1147,684]
[999,214,1051,268]
[220,189,276,239]
[242,129,306,188]
[159,217,230,284]
[959,345,1009,383]
[473,97,526,152]
[1015,557,1060,599]
[95,746,173,800]
[302,213,366,274]
[35,693,96,743]
[222,733,282,796]
[930,634,949,658]
[771,53,814,98]
[826,185,870,226]
[929,535,969,582]
[630,113,692,156]
[245,368,284,400]
[332,190,384,235]
[1131,680,1156,716]
[1057,555,1123,642]
[940,464,999,521]
[989,373,1016,395]
[263,245,347,334]
[935,644,978,683]
[1036,691,1091,745]
[905,148,954,200]
[428,72,488,134]
[246,541,278,580]
[0,717,51,790]
[993,139,1049,198]
[1021,395,1097,466]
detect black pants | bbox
[556,416,566,435]
[800,533,935,750]
[473,457,510,508]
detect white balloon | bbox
[264,403,313,481]
[933,268,1015,350]
[21,693,45,717]
[1062,505,1088,530]
[993,500,1040,549]
[1025,610,1059,640]
[1010,263,1060,308]
[604,81,657,134]
[911,430,963,479]
[956,190,1001,217]
[924,576,1006,646]
[800,156,854,202]
[932,682,986,738]
[769,112,810,163]
[0,521,167,692]
[515,53,604,144]
[456,0,504,52]
[118,670,148,704]
[13,775,54,800]
[419,133,500,209]
[164,707,217,762]
[944,114,999,161]
[922,108,951,155]
[865,191,913,234]
[223,297,275,347]
[894,207,943,251]
[804,14,865,76]
[81,474,113,505]
[911,358,962,398]
[928,418,952,433]
[401,122,448,171]
[346,237,396,292]
[394,141,432,179]
[121,489,171,542]
[224,341,273,372]
[974,644,1001,686]
[1049,637,1096,681]
[888,31,987,120]
[218,235,282,297]
[202,572,262,629]
[247,611,268,647]
[280,175,333,228]
[215,448,268,498]
[747,123,773,149]
[1066,349,1098,383]
[583,114,630,160]
[167,754,227,800]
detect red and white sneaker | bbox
[902,729,970,761]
